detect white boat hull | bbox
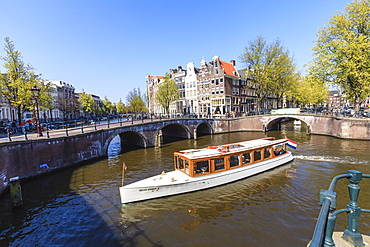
[119,152,293,204]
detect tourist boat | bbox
[119,137,295,204]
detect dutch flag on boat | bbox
[286,138,297,149]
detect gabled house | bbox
[146,75,164,114]
[184,62,199,115]
[169,66,186,114]
[197,56,240,116]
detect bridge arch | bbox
[159,123,191,144]
[119,131,148,147]
[265,116,311,133]
[103,130,148,155]
[196,122,213,136]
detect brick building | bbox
[147,55,250,116]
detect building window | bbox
[216,69,219,74]
[216,79,219,85]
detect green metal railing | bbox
[309,170,370,247]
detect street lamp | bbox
[31,85,43,137]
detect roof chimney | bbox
[178,66,182,71]
[230,60,236,66]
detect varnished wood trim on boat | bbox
[174,141,287,178]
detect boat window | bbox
[254,150,262,162]
[264,147,271,159]
[213,158,225,171]
[176,156,185,170]
[194,160,209,174]
[185,160,190,174]
[229,155,240,167]
[242,153,251,164]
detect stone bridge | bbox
[259,114,370,139]
[1,115,370,194]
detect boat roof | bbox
[176,138,287,160]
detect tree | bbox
[239,36,298,110]
[127,88,147,113]
[37,80,53,121]
[309,0,370,111]
[290,75,329,106]
[0,37,51,123]
[155,73,179,114]
[116,100,127,114]
[78,91,96,115]
[126,88,141,103]
[129,95,147,113]
[269,50,300,108]
[101,96,113,115]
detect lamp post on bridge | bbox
[31,85,43,137]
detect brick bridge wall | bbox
[1,115,369,194]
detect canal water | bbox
[1,123,370,246]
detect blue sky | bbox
[0,0,351,103]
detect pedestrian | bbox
[11,122,17,134]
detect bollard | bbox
[10,176,22,207]
[46,129,50,138]
[94,121,97,131]
[65,128,68,136]
[194,129,197,140]
[81,124,84,133]
[7,131,11,141]
[24,129,28,140]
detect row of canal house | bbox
[146,55,279,116]
[0,78,102,123]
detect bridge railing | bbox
[309,170,370,247]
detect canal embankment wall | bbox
[0,132,107,196]
[1,116,370,195]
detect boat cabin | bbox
[174,139,287,177]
